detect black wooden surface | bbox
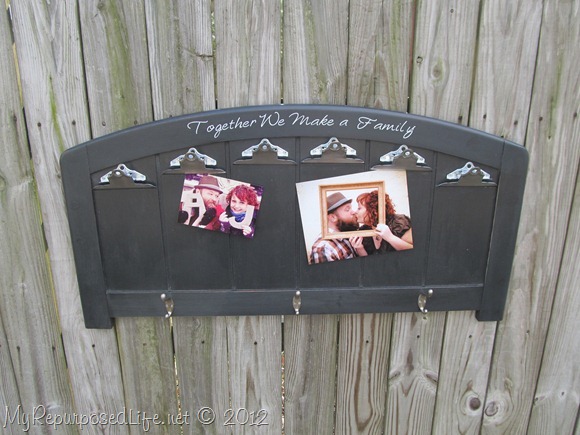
[60,105,528,328]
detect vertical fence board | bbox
[394,1,483,434]
[527,171,580,434]
[0,10,23,428]
[144,2,229,434]
[214,0,283,432]
[334,314,392,434]
[481,0,580,433]
[80,0,152,137]
[145,0,215,119]
[78,2,179,432]
[410,1,499,434]
[469,1,542,140]
[347,0,415,109]
[384,313,444,434]
[0,319,20,435]
[9,1,128,432]
[411,0,480,122]
[336,1,415,433]
[0,6,74,432]
[470,2,578,433]
[283,0,349,105]
[433,313,496,434]
[282,0,348,433]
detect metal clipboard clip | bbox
[372,145,431,171]
[165,147,225,174]
[438,162,496,187]
[95,164,154,189]
[302,137,363,164]
[234,138,296,165]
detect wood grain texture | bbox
[411,0,480,123]
[469,0,543,140]
[213,1,283,432]
[9,1,128,431]
[384,313,445,434]
[476,2,579,433]
[214,0,282,107]
[282,0,349,104]
[115,318,178,433]
[173,318,230,435]
[0,319,20,435]
[334,314,392,434]
[78,2,179,431]
[79,0,152,138]
[348,0,415,110]
[144,2,228,434]
[0,9,47,429]
[405,2,489,434]
[480,1,580,433]
[339,2,416,433]
[282,1,348,433]
[145,0,215,118]
[432,313,496,434]
[283,316,338,435]
[527,170,580,434]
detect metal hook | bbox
[293,291,301,315]
[160,293,174,319]
[418,289,434,314]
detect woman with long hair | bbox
[352,190,413,256]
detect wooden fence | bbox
[0,0,578,434]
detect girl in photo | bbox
[351,190,413,256]
[219,184,260,238]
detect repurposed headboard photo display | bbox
[60,105,528,328]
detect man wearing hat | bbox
[309,192,359,263]
[187,175,224,230]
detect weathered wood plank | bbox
[215,0,282,107]
[334,314,392,434]
[336,2,416,433]
[80,0,152,138]
[173,318,230,434]
[384,313,445,434]
[527,169,580,434]
[213,1,283,432]
[9,1,129,432]
[144,3,230,434]
[469,0,542,139]
[144,0,215,119]
[282,0,348,433]
[395,2,484,434]
[283,316,338,435]
[480,0,579,433]
[347,0,415,109]
[0,13,24,433]
[411,0,480,123]
[433,313,496,434]
[78,2,178,432]
[282,0,349,104]
[115,318,178,432]
[0,319,20,435]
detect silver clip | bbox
[380,144,426,165]
[309,137,358,158]
[418,289,434,314]
[160,293,174,319]
[446,162,492,182]
[170,147,217,169]
[100,164,146,184]
[293,291,301,315]
[242,138,289,159]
